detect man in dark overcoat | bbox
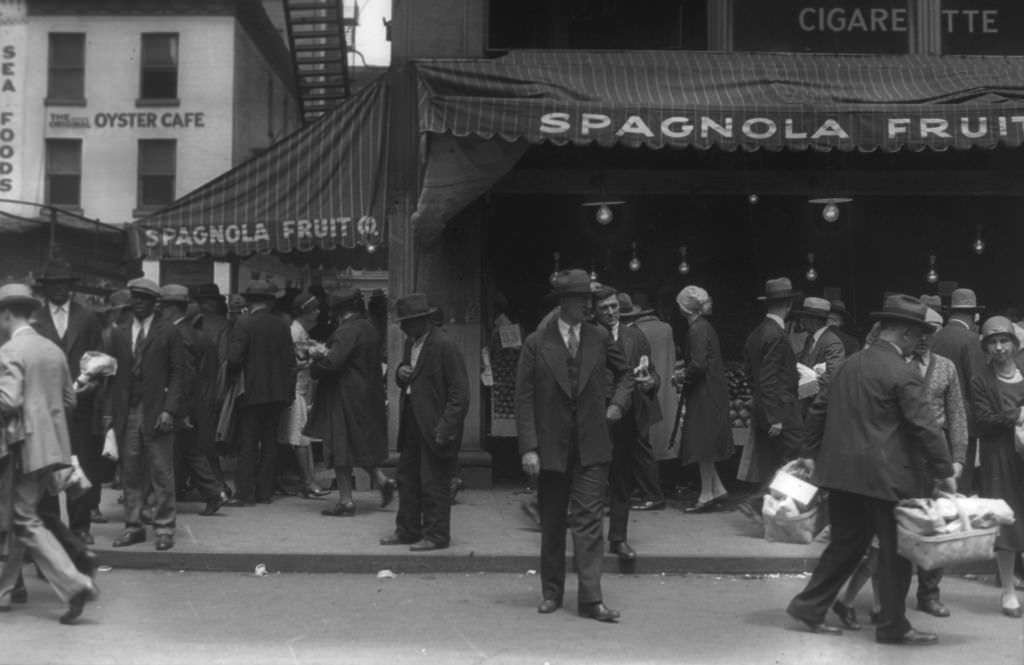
[787,294,957,645]
[738,278,803,520]
[159,285,227,517]
[380,294,469,551]
[930,288,986,493]
[594,286,660,560]
[112,278,185,552]
[516,269,633,623]
[827,300,862,357]
[32,260,103,541]
[225,280,296,506]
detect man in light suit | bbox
[516,270,633,623]
[0,284,98,624]
[794,296,846,413]
[380,294,469,551]
[787,295,957,645]
[32,259,104,542]
[111,278,185,552]
[594,287,660,560]
[738,278,804,520]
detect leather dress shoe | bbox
[876,628,938,645]
[1002,604,1023,618]
[198,492,228,516]
[75,550,100,578]
[301,485,331,500]
[155,534,174,551]
[917,598,950,618]
[60,584,98,625]
[537,599,562,614]
[225,498,255,508]
[609,541,637,560]
[788,611,842,635]
[631,499,666,511]
[74,529,95,546]
[684,494,727,514]
[89,508,108,524]
[379,533,419,546]
[321,501,356,517]
[379,478,398,508]
[831,601,861,630]
[579,602,620,623]
[409,539,448,551]
[112,529,146,547]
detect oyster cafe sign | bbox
[538,111,1024,147]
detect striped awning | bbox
[131,77,389,260]
[416,51,1024,152]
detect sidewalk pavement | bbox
[85,485,992,576]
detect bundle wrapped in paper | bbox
[46,455,92,500]
[797,363,819,399]
[307,341,329,360]
[74,350,118,392]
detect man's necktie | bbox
[133,325,145,359]
[567,326,579,359]
[800,333,815,364]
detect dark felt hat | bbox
[242,280,282,301]
[757,277,801,302]
[395,293,437,321]
[35,259,78,285]
[546,270,594,301]
[329,287,363,310]
[870,294,930,328]
[944,288,985,313]
[191,283,223,301]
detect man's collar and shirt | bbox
[766,313,786,330]
[406,328,432,395]
[557,318,581,358]
[131,315,154,354]
[48,302,68,339]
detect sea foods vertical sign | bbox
[0,0,26,204]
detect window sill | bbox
[44,98,87,107]
[135,98,181,108]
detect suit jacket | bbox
[930,321,985,432]
[227,308,296,407]
[744,318,802,431]
[33,300,102,380]
[0,326,75,475]
[395,326,471,457]
[632,315,677,459]
[829,325,862,357]
[515,319,633,472]
[95,324,132,441]
[800,327,846,399]
[802,342,954,502]
[610,324,662,432]
[114,317,186,431]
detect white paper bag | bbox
[102,427,119,461]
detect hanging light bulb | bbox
[549,252,561,285]
[628,241,641,272]
[822,202,840,223]
[589,270,599,282]
[677,246,690,275]
[595,204,613,225]
[805,253,818,282]
[926,254,939,284]
[748,193,759,205]
[366,242,377,254]
[973,225,985,255]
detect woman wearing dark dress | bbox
[971,316,1024,618]
[675,286,735,512]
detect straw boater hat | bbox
[0,284,41,311]
[546,269,593,301]
[158,284,190,304]
[870,294,929,328]
[924,307,943,333]
[395,293,437,321]
[757,277,801,302]
[34,259,78,285]
[944,288,985,313]
[918,294,942,310]
[127,277,160,299]
[794,296,831,319]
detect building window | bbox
[139,34,178,102]
[47,33,85,104]
[45,139,82,208]
[137,140,176,210]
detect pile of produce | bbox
[725,361,753,428]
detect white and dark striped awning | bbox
[131,77,389,260]
[416,51,1024,152]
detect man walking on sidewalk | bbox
[516,270,633,623]
[787,295,956,645]
[381,294,469,551]
[0,284,98,624]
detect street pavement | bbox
[2,570,1021,665]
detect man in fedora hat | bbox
[112,278,185,552]
[593,287,661,560]
[0,284,99,623]
[827,300,861,357]
[787,294,956,645]
[32,259,104,542]
[516,269,633,623]
[225,280,295,507]
[931,287,986,493]
[794,297,846,413]
[738,278,804,521]
[159,285,228,517]
[380,293,469,551]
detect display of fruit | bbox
[725,361,753,429]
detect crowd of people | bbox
[1,259,1022,644]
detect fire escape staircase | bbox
[283,0,357,125]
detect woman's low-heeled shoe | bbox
[683,494,727,513]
